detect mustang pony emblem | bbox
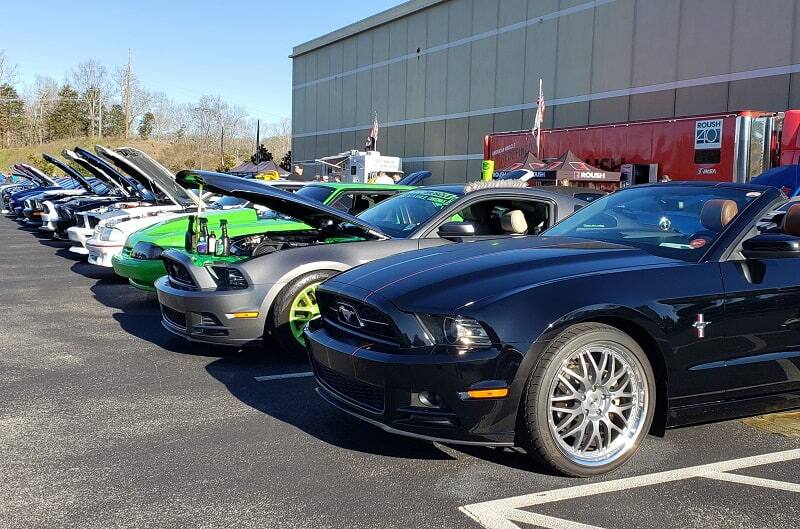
[337,302,364,328]
[693,314,711,338]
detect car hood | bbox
[15,164,58,186]
[97,146,200,208]
[329,236,681,313]
[175,170,389,240]
[42,153,98,194]
[68,148,142,199]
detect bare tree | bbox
[23,75,59,144]
[113,50,151,138]
[0,50,17,85]
[70,59,109,137]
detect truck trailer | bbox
[484,110,800,186]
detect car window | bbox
[544,186,761,261]
[356,189,462,238]
[331,191,398,215]
[433,198,551,237]
[296,185,334,204]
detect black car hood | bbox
[68,148,142,200]
[42,153,99,194]
[15,164,57,186]
[329,236,680,313]
[96,146,200,207]
[175,170,389,239]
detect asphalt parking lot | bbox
[2,217,800,529]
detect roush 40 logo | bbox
[695,119,723,150]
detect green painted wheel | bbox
[288,282,321,345]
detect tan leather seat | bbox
[784,203,800,236]
[501,209,528,234]
[701,199,739,232]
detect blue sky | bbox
[2,0,400,123]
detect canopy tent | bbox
[229,160,289,177]
[497,152,547,173]
[750,165,800,197]
[531,151,621,183]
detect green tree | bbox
[138,112,155,139]
[46,85,86,139]
[25,153,55,175]
[103,104,126,137]
[0,84,25,147]
[279,150,292,171]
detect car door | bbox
[718,254,800,399]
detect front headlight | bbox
[207,265,249,290]
[130,242,164,260]
[418,314,492,349]
[100,227,126,242]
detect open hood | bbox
[176,170,390,240]
[15,164,58,186]
[42,153,98,194]
[96,146,201,208]
[68,148,143,200]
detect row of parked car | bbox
[5,149,800,477]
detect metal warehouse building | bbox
[291,0,800,182]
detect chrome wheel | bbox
[547,341,648,467]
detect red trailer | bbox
[485,110,800,186]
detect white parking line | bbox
[254,372,313,382]
[460,448,800,529]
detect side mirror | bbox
[742,233,800,260]
[437,221,480,240]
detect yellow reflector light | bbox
[226,311,259,319]
[467,388,509,399]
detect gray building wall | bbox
[292,0,800,183]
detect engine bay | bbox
[230,230,323,257]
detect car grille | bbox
[318,291,399,343]
[162,305,187,329]
[315,362,385,412]
[163,256,197,290]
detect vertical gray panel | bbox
[423,161,445,183]
[555,0,593,99]
[495,8,526,108]
[292,89,303,135]
[729,76,791,112]
[589,97,629,125]
[403,161,423,175]
[341,74,357,128]
[388,18,408,59]
[424,121,445,157]
[591,0,634,93]
[631,0,680,86]
[445,118,468,156]
[305,85,317,137]
[468,114,494,154]
[316,134,329,159]
[731,0,794,71]
[448,0,473,41]
[790,74,800,109]
[795,0,800,63]
[329,44,344,131]
[387,125,406,157]
[469,0,498,111]
[340,131,356,152]
[315,49,330,133]
[523,0,558,107]
[405,123,425,157]
[372,65,389,124]
[406,13,427,120]
[342,37,357,71]
[356,32,373,67]
[388,60,408,122]
[494,111,523,133]
[630,91,676,121]
[675,83,729,115]
[426,3,449,47]
[553,102,590,127]
[467,159,482,180]
[444,160,468,183]
[329,133,342,156]
[292,56,303,86]
[677,0,734,79]
[292,137,303,164]
[425,50,448,117]
[356,69,372,127]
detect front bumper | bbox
[305,319,519,446]
[86,238,124,267]
[67,227,92,254]
[112,253,168,291]
[154,276,269,346]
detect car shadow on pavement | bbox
[204,354,458,462]
[71,261,125,280]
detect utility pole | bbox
[123,49,132,138]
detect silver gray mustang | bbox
[155,170,600,355]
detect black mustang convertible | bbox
[306,182,800,477]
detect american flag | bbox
[369,112,379,145]
[533,79,546,158]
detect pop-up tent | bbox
[751,165,800,197]
[530,151,620,183]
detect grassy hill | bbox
[0,137,248,176]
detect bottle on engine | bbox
[219,219,230,256]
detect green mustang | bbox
[112,182,414,290]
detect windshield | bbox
[356,189,462,238]
[544,186,761,261]
[211,195,249,209]
[296,185,334,204]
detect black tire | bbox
[519,323,655,477]
[267,270,336,356]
